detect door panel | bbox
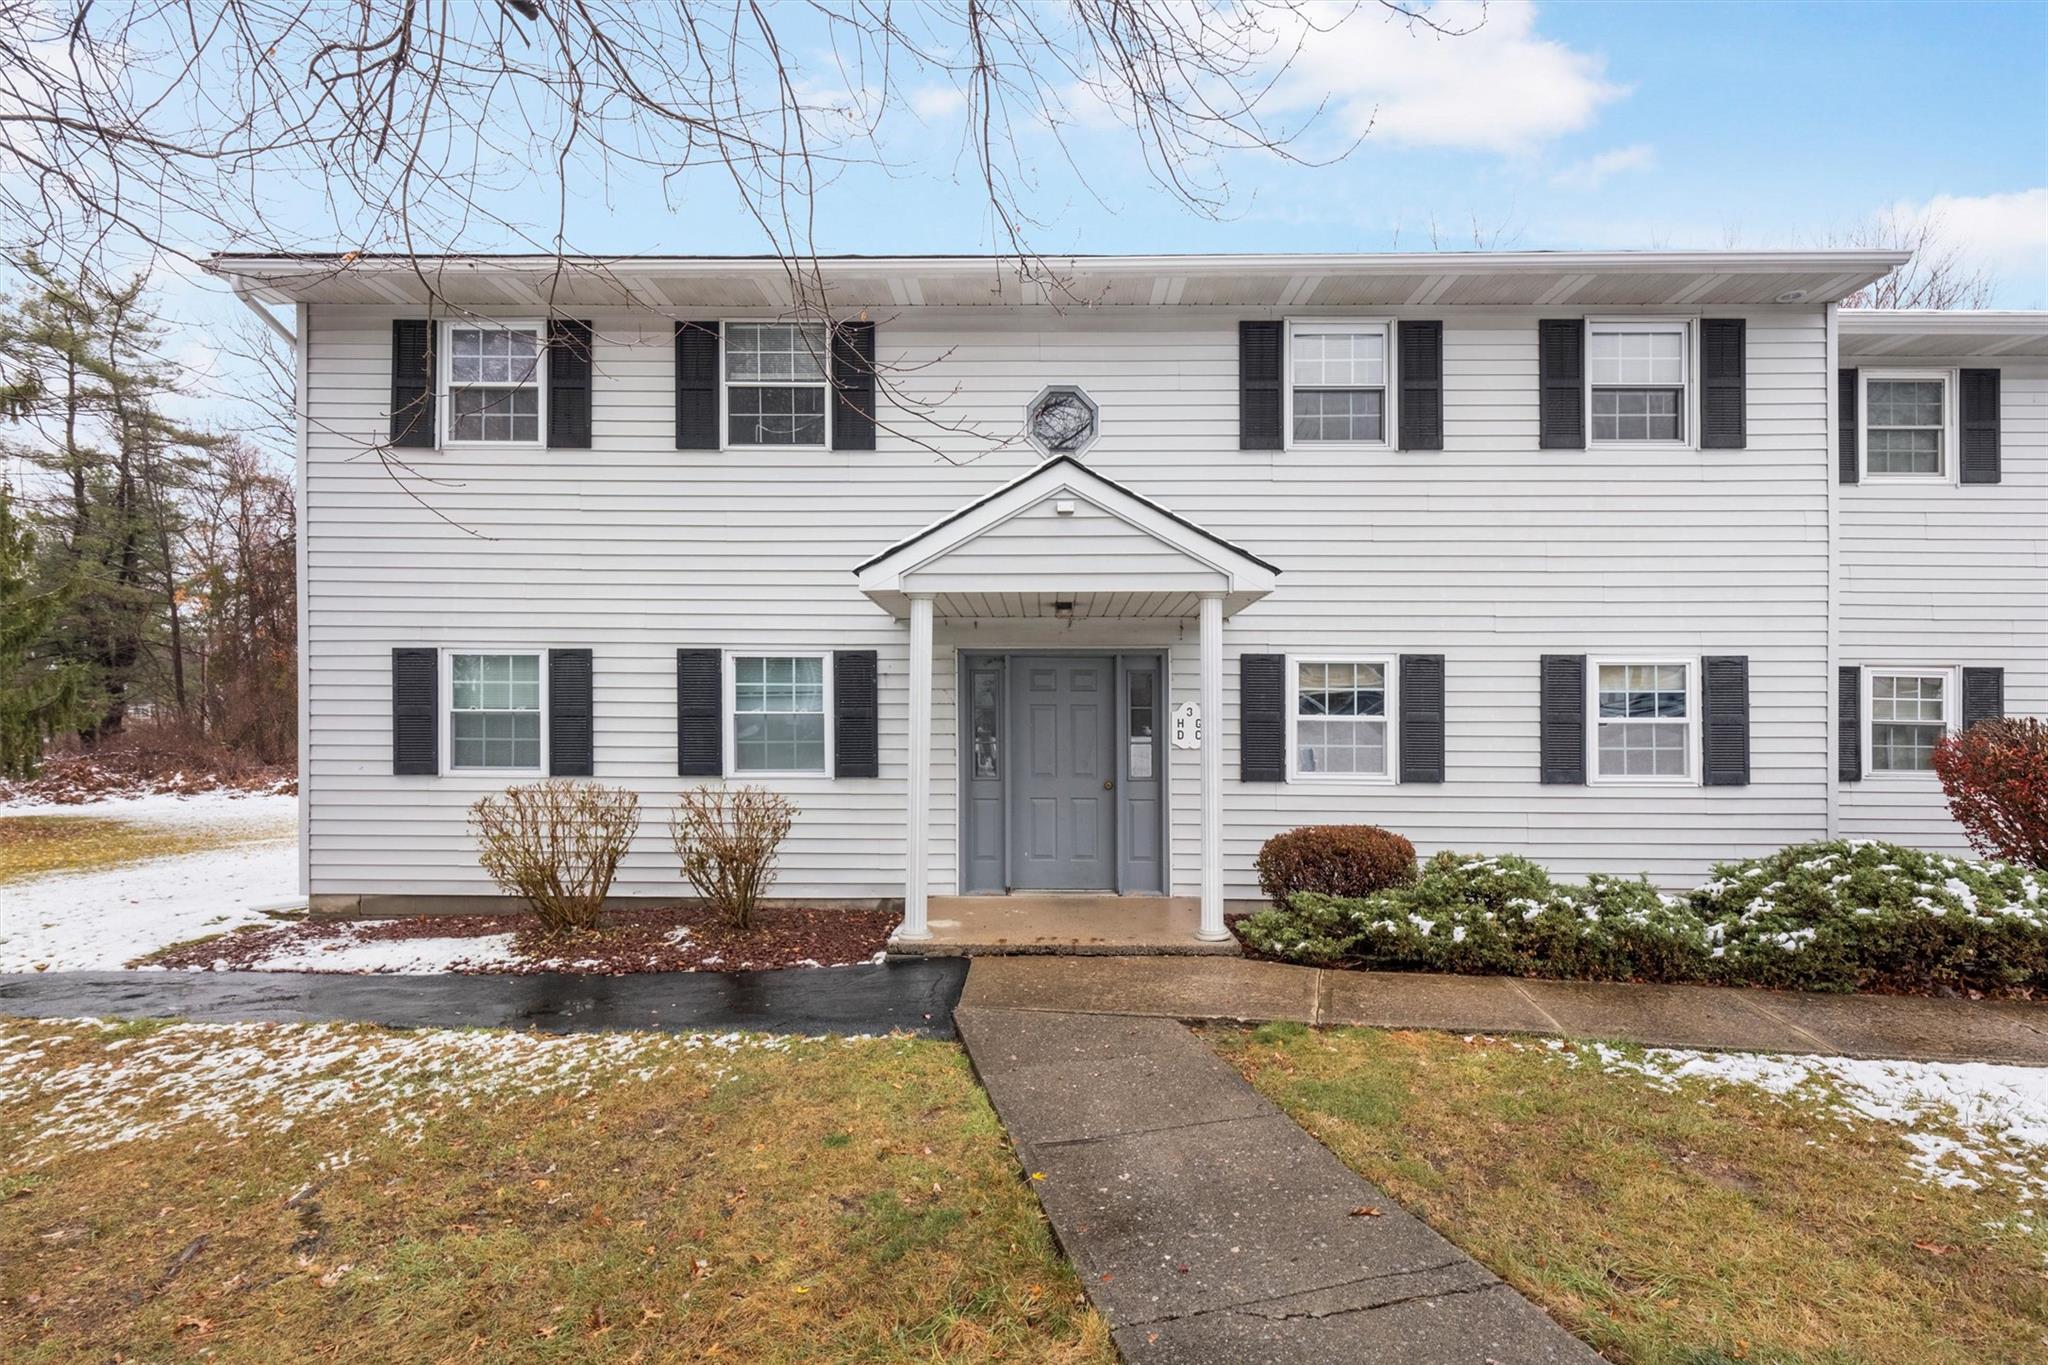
[1008,655,1118,890]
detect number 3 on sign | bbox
[1170,701,1201,750]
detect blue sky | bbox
[466,0,2045,304]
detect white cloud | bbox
[1550,143,1655,190]
[907,84,965,121]
[1273,1,1625,155]
[1888,187,2048,306]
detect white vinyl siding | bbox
[303,303,1853,903]
[1286,320,1389,446]
[1839,358,2046,852]
[444,323,543,444]
[725,322,828,447]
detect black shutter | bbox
[1961,667,2005,730]
[392,647,438,776]
[1838,665,1862,783]
[390,319,436,449]
[1398,653,1445,783]
[546,320,594,450]
[1838,368,1859,484]
[1700,318,1746,449]
[548,648,594,777]
[831,322,877,452]
[1397,321,1444,452]
[675,321,721,451]
[1539,654,1586,784]
[1239,653,1286,782]
[1960,368,2002,484]
[1538,319,1585,450]
[1239,321,1283,451]
[677,649,723,777]
[1700,655,1750,786]
[833,649,879,778]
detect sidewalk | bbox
[958,1006,1604,1363]
[0,960,965,1037]
[960,956,2048,1066]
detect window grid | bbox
[726,322,829,447]
[447,326,542,443]
[732,654,827,773]
[1865,377,1945,477]
[1289,324,1388,445]
[1294,660,1389,777]
[450,652,543,770]
[1870,672,1947,772]
[1595,662,1690,779]
[1589,324,1687,443]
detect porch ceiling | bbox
[856,456,1277,620]
[1838,309,2048,360]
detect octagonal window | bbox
[1025,385,1099,457]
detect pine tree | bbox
[0,484,87,777]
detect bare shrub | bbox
[669,786,797,930]
[470,780,642,934]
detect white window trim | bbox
[1859,369,1958,485]
[718,319,834,453]
[1285,653,1399,783]
[1585,655,1700,787]
[442,647,549,776]
[1585,316,1697,452]
[440,319,547,448]
[1862,664,1958,780]
[1282,317,1396,452]
[722,648,835,778]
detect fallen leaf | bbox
[1349,1206,1383,1218]
[1913,1241,1955,1257]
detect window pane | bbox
[1867,428,1941,476]
[1291,388,1384,443]
[1292,329,1384,388]
[1597,720,1689,777]
[1590,328,1685,387]
[1598,663,1685,720]
[1867,380,1943,427]
[1592,388,1682,442]
[729,384,827,445]
[726,323,827,383]
[971,671,1000,778]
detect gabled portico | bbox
[857,457,1277,945]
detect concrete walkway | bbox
[958,1006,1603,1363]
[961,955,2048,1065]
[892,894,1237,957]
[0,960,965,1037]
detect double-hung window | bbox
[1591,660,1692,781]
[725,323,829,447]
[1862,372,1949,479]
[1868,669,1949,773]
[730,653,830,774]
[1290,658,1393,779]
[445,323,543,443]
[1288,321,1389,445]
[1589,320,1687,443]
[449,651,544,771]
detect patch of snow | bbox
[223,929,524,975]
[0,790,297,826]
[2,840,300,972]
[1570,1042,2048,1201]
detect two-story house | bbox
[210,251,2048,944]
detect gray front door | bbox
[1008,655,1117,890]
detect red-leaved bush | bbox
[1255,825,1418,908]
[1932,718,2048,869]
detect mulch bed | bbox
[151,904,896,975]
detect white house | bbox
[209,251,2048,942]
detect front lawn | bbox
[0,812,285,885]
[0,1018,1109,1363]
[1213,1023,2048,1364]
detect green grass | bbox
[0,1018,1111,1364]
[1211,1025,2048,1365]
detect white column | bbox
[898,594,935,941]
[1197,592,1228,941]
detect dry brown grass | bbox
[1212,1022,2048,1365]
[0,814,287,884]
[0,1019,1110,1364]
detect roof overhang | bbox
[856,456,1277,621]
[206,249,1910,311]
[1839,309,2048,360]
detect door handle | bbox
[1103,779,1115,790]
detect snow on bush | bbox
[1235,839,2048,994]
